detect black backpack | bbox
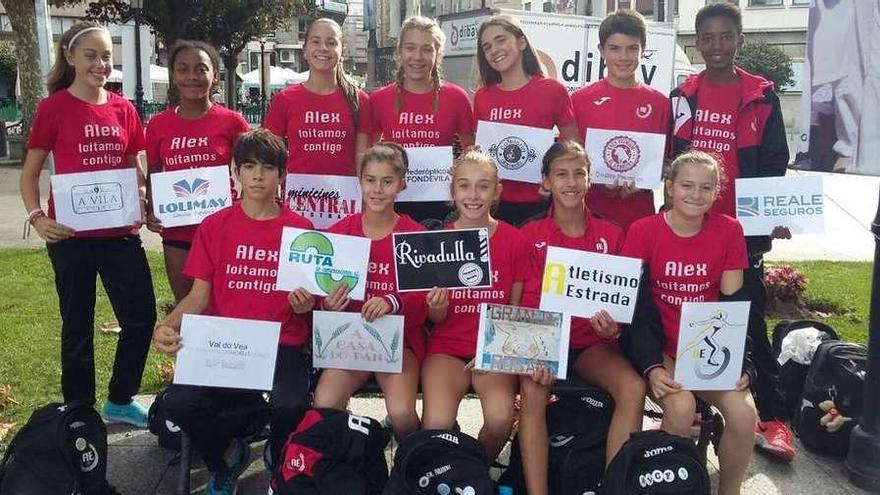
[499,388,614,495]
[384,429,493,495]
[601,431,710,495]
[795,340,867,457]
[147,389,183,451]
[0,402,108,495]
[771,320,839,421]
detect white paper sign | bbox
[735,176,824,236]
[275,227,371,300]
[674,301,750,391]
[585,128,666,189]
[397,146,453,202]
[475,120,556,183]
[312,311,404,373]
[50,168,140,232]
[286,173,361,229]
[539,247,642,323]
[150,166,232,228]
[475,304,571,379]
[173,314,281,391]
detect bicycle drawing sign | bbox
[674,301,750,391]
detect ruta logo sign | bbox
[393,229,492,292]
[172,178,210,198]
[288,231,360,293]
[488,136,537,171]
[71,182,124,214]
[602,136,641,173]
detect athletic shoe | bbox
[207,438,251,495]
[754,419,796,462]
[101,400,148,428]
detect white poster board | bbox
[585,128,666,189]
[475,304,571,379]
[173,314,281,391]
[539,247,642,323]
[275,227,371,300]
[50,168,140,232]
[286,173,361,229]
[475,120,555,184]
[150,166,232,228]
[312,311,404,373]
[735,176,824,235]
[397,146,453,202]
[673,301,750,391]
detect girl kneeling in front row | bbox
[621,151,757,495]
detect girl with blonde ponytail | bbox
[264,18,371,177]
[360,15,474,227]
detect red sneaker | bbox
[755,419,796,461]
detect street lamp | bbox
[125,0,146,118]
[259,37,267,122]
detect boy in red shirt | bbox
[571,9,670,229]
[670,3,794,461]
[152,130,315,495]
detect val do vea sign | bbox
[393,228,491,292]
[50,168,140,232]
[275,227,371,301]
[150,166,232,228]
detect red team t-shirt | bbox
[428,221,530,358]
[264,84,372,176]
[571,80,670,229]
[689,81,741,217]
[473,77,576,203]
[184,203,314,346]
[620,212,748,356]
[367,82,475,147]
[28,90,146,238]
[326,213,429,361]
[146,105,250,243]
[521,208,625,349]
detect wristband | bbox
[27,208,46,225]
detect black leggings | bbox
[47,236,156,405]
[163,345,312,473]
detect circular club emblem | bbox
[75,437,87,451]
[678,467,689,480]
[450,24,459,46]
[602,135,641,173]
[489,136,536,170]
[458,263,484,286]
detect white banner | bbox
[674,301,750,391]
[440,10,677,94]
[539,247,642,323]
[397,146,453,202]
[475,120,555,184]
[50,168,140,232]
[286,173,361,229]
[150,166,232,228]
[312,311,404,373]
[585,128,666,189]
[275,227,371,300]
[735,176,824,236]
[173,314,281,391]
[475,304,571,379]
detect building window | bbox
[0,15,11,32]
[747,0,781,5]
[705,0,737,4]
[524,1,531,10]
[543,1,552,11]
[791,0,809,4]
[297,18,309,41]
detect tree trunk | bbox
[3,0,45,142]
[223,52,239,112]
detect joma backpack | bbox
[0,402,108,495]
[384,429,493,495]
[600,431,710,495]
[795,340,867,457]
[498,388,614,495]
[771,319,839,420]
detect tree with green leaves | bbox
[1,0,83,139]
[735,40,795,93]
[86,0,315,109]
